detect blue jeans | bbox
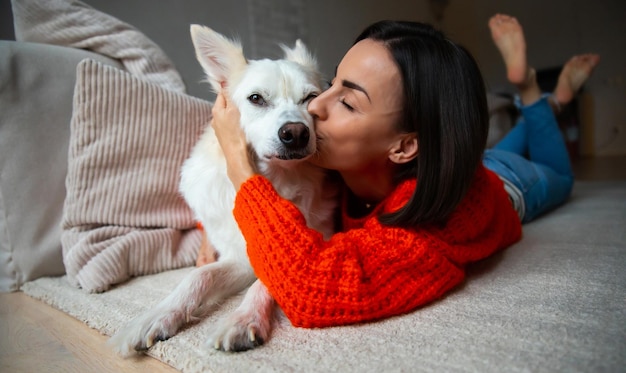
[483,96,574,223]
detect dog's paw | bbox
[108,309,187,357]
[207,310,272,352]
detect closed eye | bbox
[300,92,319,105]
[340,98,354,112]
[327,78,354,111]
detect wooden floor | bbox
[0,292,178,372]
[1,155,625,373]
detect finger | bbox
[220,91,232,109]
[214,91,226,108]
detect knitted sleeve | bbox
[233,175,466,328]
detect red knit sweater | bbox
[233,166,521,328]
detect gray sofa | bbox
[2,0,193,292]
[0,40,122,291]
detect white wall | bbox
[76,0,626,157]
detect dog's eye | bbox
[248,94,267,106]
[301,93,319,104]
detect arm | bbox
[234,175,465,328]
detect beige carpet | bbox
[21,181,626,373]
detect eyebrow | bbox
[342,79,371,103]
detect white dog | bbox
[109,25,336,354]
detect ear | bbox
[388,133,418,164]
[280,39,318,72]
[190,24,247,92]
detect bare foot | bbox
[554,54,601,106]
[489,14,528,85]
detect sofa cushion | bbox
[0,41,123,292]
[11,0,185,93]
[62,59,209,292]
[2,0,192,292]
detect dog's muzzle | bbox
[277,122,311,159]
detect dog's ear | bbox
[190,25,247,92]
[281,40,318,72]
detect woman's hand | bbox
[211,92,255,190]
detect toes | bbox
[218,329,265,352]
[135,332,169,352]
[231,337,264,352]
[109,311,182,357]
[208,319,270,352]
[489,13,520,31]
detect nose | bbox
[278,122,310,149]
[307,90,327,120]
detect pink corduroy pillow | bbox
[62,59,210,292]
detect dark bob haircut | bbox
[354,20,489,227]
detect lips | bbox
[266,149,312,161]
[277,150,311,160]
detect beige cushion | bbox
[0,41,122,292]
[62,59,210,292]
[2,0,192,292]
[11,0,185,93]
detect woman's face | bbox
[308,39,406,173]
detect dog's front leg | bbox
[108,260,255,357]
[208,279,276,352]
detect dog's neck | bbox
[257,158,330,224]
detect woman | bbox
[208,19,572,328]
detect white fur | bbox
[109,25,336,355]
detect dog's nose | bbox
[278,123,310,149]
